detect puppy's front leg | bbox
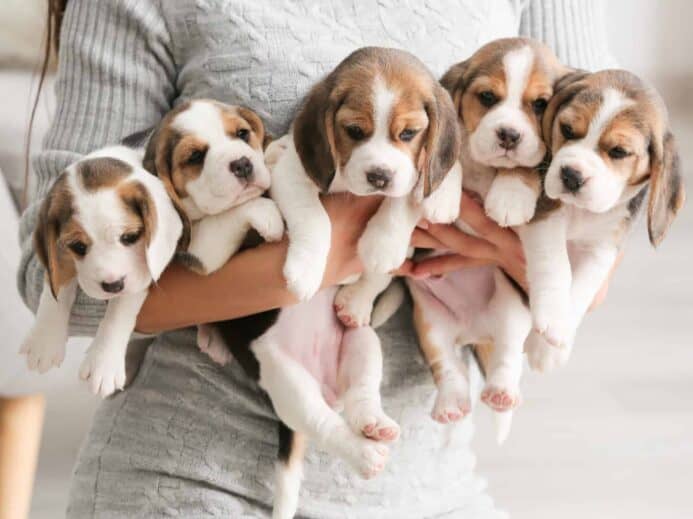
[421,161,463,224]
[186,198,284,275]
[334,273,392,327]
[79,290,147,397]
[518,209,571,347]
[484,167,541,227]
[21,278,77,373]
[358,196,421,274]
[270,146,331,300]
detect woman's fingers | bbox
[421,222,499,261]
[411,254,493,278]
[410,228,448,250]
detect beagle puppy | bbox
[20,145,182,397]
[522,69,685,370]
[406,38,570,442]
[144,97,407,519]
[271,46,461,304]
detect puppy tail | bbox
[494,410,513,445]
[273,427,305,519]
[371,280,406,329]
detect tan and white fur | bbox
[405,38,570,442]
[523,69,685,371]
[20,145,183,397]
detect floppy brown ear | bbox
[237,106,267,148]
[647,130,685,246]
[293,80,338,192]
[420,84,461,197]
[34,174,76,299]
[542,70,589,148]
[142,122,191,251]
[440,59,470,122]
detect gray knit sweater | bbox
[17,1,615,517]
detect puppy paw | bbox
[347,408,400,442]
[531,296,571,348]
[358,233,408,274]
[20,326,67,374]
[283,246,325,301]
[484,175,537,227]
[334,284,374,328]
[197,325,233,366]
[248,198,285,243]
[431,387,471,424]
[481,385,521,412]
[346,438,390,479]
[79,341,126,398]
[525,331,571,373]
[264,134,292,172]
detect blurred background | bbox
[0,1,690,518]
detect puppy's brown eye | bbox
[531,98,548,115]
[478,90,498,108]
[560,123,575,140]
[187,149,207,165]
[346,125,365,141]
[236,128,250,142]
[68,241,88,257]
[120,230,142,246]
[608,146,630,160]
[399,128,419,142]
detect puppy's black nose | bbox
[560,166,585,193]
[366,168,392,190]
[101,277,125,294]
[229,157,253,179]
[496,127,521,150]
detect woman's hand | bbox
[402,192,527,289]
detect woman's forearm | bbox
[136,240,296,334]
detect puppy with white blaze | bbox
[271,46,462,304]
[522,69,685,371]
[20,145,183,397]
[405,38,570,443]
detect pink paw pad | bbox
[481,387,520,412]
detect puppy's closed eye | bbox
[120,230,143,246]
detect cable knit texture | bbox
[16,1,614,517]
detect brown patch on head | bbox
[117,180,158,253]
[76,157,132,191]
[295,47,459,194]
[442,38,569,138]
[544,70,685,245]
[34,173,78,298]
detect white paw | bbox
[525,331,571,373]
[431,385,471,424]
[265,134,291,172]
[484,175,537,227]
[79,341,127,398]
[480,384,521,412]
[343,437,390,479]
[334,284,374,327]
[250,199,285,243]
[344,397,400,442]
[20,326,67,374]
[358,233,408,274]
[283,245,325,301]
[197,325,233,366]
[531,295,571,348]
[422,191,460,224]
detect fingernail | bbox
[417,220,430,230]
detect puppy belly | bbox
[413,266,496,342]
[272,287,344,404]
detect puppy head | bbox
[543,70,685,245]
[442,37,568,169]
[294,47,459,198]
[144,100,270,223]
[35,151,182,300]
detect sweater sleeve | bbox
[519,0,618,71]
[17,0,177,336]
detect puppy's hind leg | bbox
[273,425,306,519]
[340,326,400,442]
[481,270,531,416]
[334,273,392,328]
[253,337,388,480]
[410,285,471,424]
